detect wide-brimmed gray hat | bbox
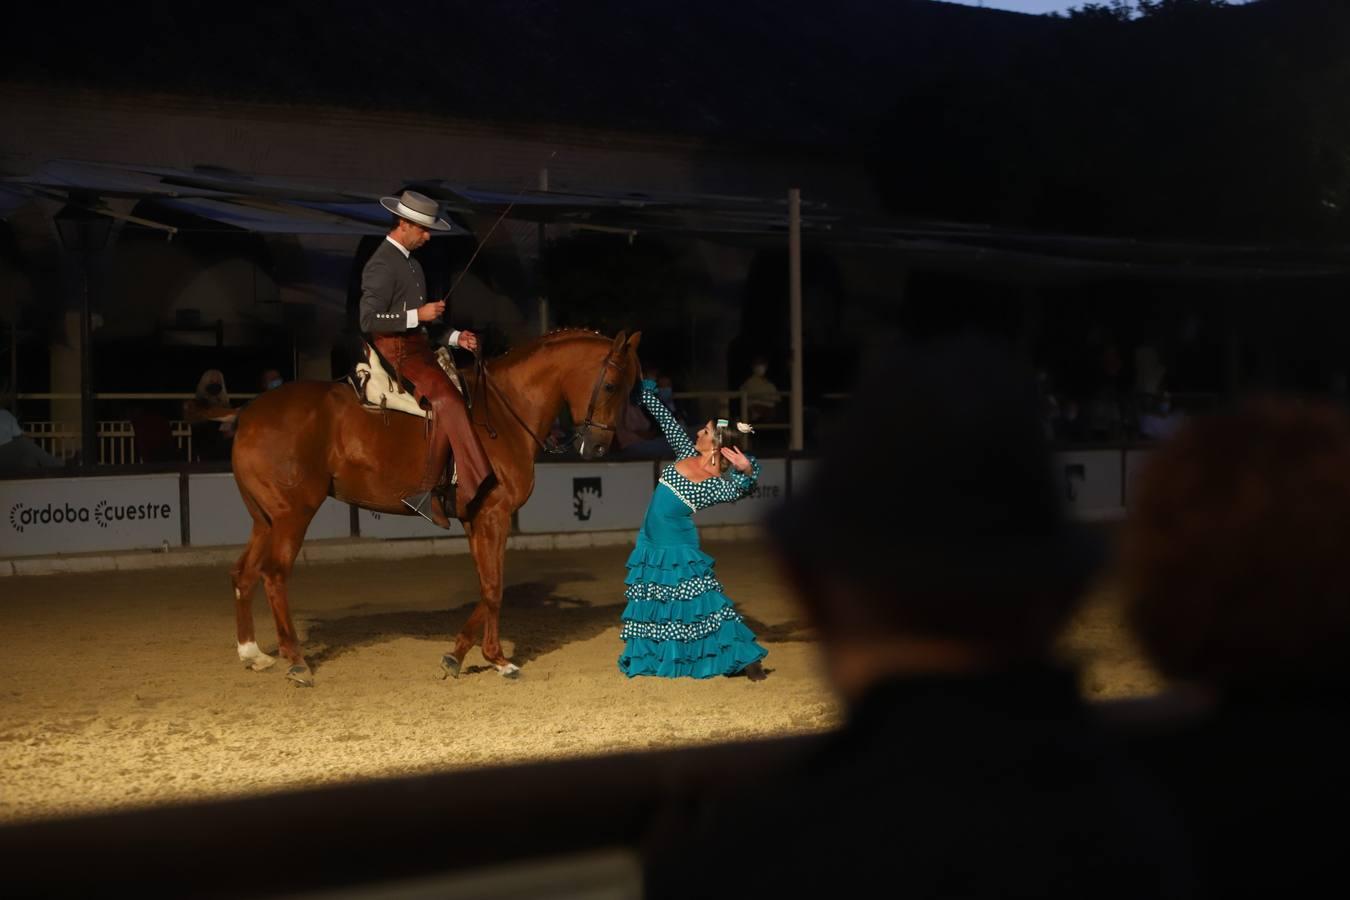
[380,190,451,231]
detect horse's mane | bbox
[486,328,620,372]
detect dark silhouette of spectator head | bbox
[768,335,1104,691]
[1113,395,1350,900]
[1121,395,1350,690]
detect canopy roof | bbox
[5,159,1348,284]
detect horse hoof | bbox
[439,654,462,680]
[496,662,520,679]
[286,665,314,687]
[238,642,277,672]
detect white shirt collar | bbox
[385,235,411,258]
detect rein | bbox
[468,342,622,456]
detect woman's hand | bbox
[720,446,752,474]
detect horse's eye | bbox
[603,383,616,394]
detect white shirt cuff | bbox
[405,309,418,329]
[447,330,461,348]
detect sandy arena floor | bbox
[0,539,1162,823]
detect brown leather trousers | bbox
[371,332,495,509]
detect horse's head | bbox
[565,330,643,460]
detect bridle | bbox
[470,341,625,456]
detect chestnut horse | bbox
[229,329,642,686]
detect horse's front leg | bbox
[444,504,516,679]
[261,513,315,686]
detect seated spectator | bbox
[0,405,62,471]
[183,369,237,462]
[616,368,691,458]
[1137,391,1184,441]
[259,368,284,392]
[1087,386,1125,440]
[612,396,665,459]
[612,366,704,460]
[0,405,18,446]
[654,374,691,430]
[1114,395,1350,900]
[737,355,781,424]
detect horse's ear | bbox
[610,330,628,353]
[625,331,642,354]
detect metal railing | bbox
[14,391,257,465]
[24,421,195,464]
[11,387,860,466]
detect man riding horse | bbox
[358,190,497,526]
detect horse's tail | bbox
[230,408,273,529]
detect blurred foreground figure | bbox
[1117,395,1350,900]
[643,335,1193,899]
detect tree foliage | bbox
[870,0,1350,242]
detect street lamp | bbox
[54,204,112,467]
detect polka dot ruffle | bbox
[619,605,744,642]
[625,575,725,603]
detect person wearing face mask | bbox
[259,368,284,392]
[1138,391,1184,441]
[184,369,238,462]
[193,369,230,408]
[737,356,780,424]
[611,367,681,460]
[652,374,692,433]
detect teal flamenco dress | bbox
[618,383,769,678]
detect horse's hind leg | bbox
[232,520,275,672]
[260,513,315,687]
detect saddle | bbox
[347,340,466,500]
[347,340,465,419]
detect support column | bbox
[788,188,804,452]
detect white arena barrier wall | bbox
[0,451,1133,559]
[1,474,182,557]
